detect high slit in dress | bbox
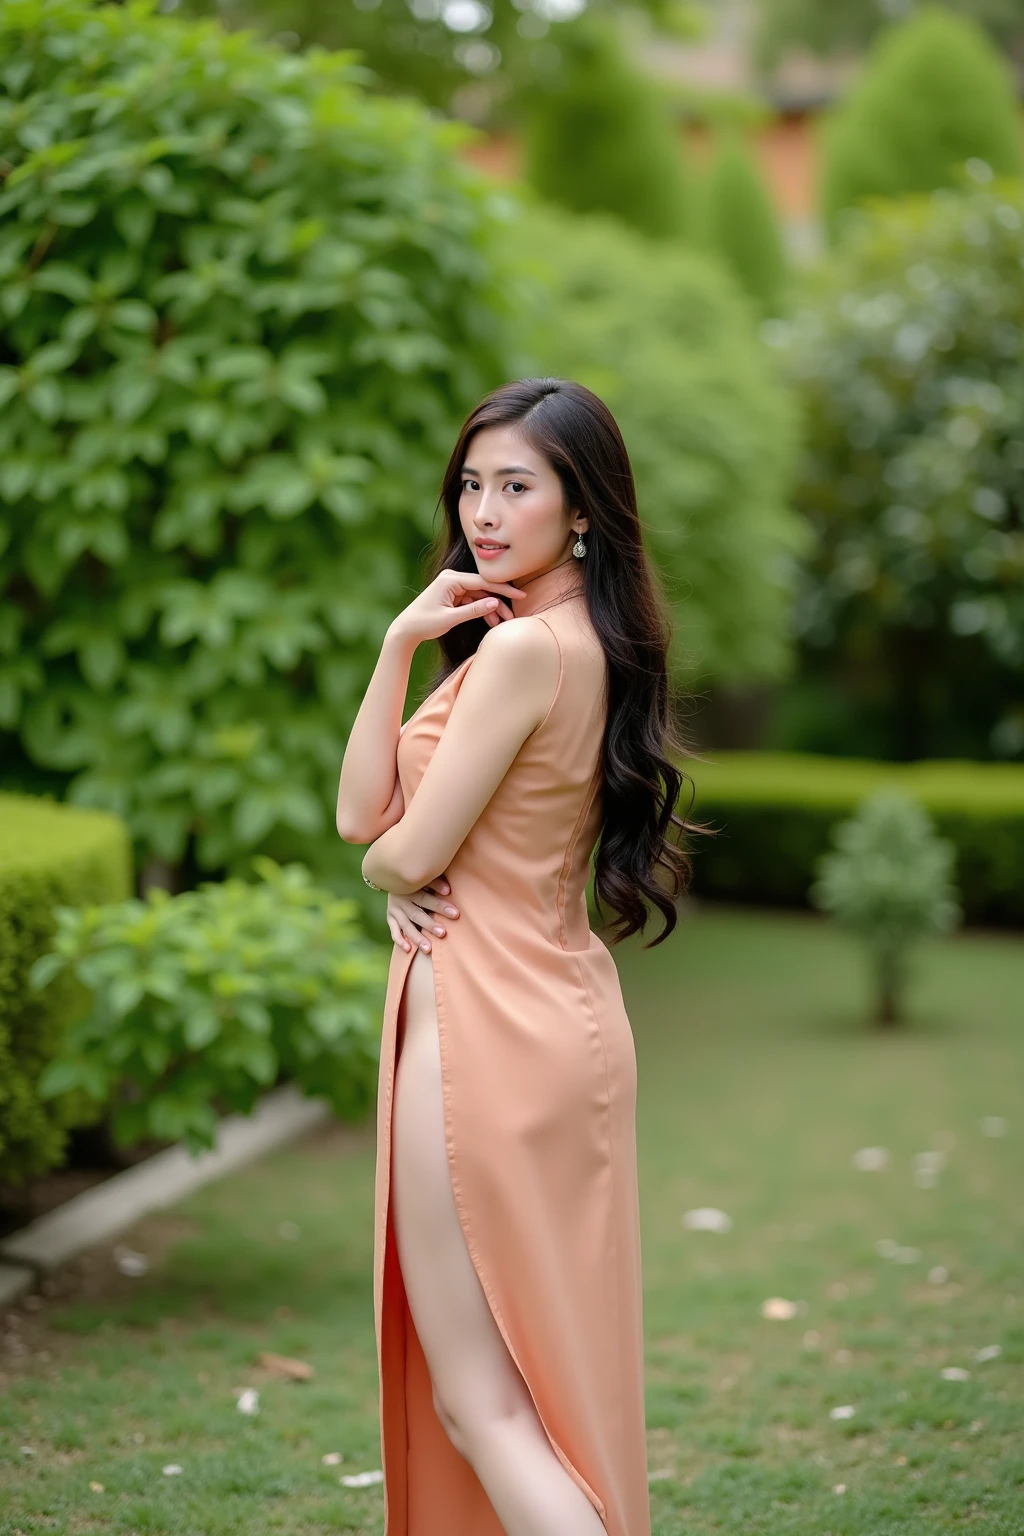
[372,559,651,1535]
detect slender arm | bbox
[336,622,418,845]
[360,618,561,895]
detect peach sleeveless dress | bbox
[372,560,651,1536]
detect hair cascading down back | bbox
[425,376,716,947]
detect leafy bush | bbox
[0,0,516,880]
[31,859,389,1156]
[700,134,788,315]
[686,751,1024,926]
[521,15,692,240]
[509,198,806,688]
[819,8,1023,238]
[767,179,1024,762]
[809,790,962,1026]
[0,793,131,1187]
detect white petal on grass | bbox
[830,1404,856,1420]
[981,1116,1008,1137]
[761,1297,798,1320]
[236,1388,260,1415]
[278,1221,301,1241]
[833,1483,847,1495]
[20,1446,35,1455]
[975,1344,1002,1362]
[894,1246,920,1264]
[682,1207,732,1233]
[913,1150,946,1175]
[341,1469,384,1487]
[113,1245,150,1277]
[853,1146,889,1171]
[928,1265,949,1285]
[322,1451,343,1465]
[647,1468,673,1482]
[162,1464,183,1476]
[941,1366,971,1381]
[876,1238,899,1258]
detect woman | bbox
[336,378,705,1535]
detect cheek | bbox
[519,491,564,539]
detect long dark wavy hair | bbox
[422,377,716,949]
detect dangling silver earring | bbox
[572,532,586,559]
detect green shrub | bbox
[686,751,1024,926]
[819,8,1024,238]
[509,198,807,688]
[521,15,692,240]
[809,790,962,1026]
[31,859,389,1156]
[0,793,131,1187]
[701,134,788,315]
[767,179,1024,762]
[0,0,516,881]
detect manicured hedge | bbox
[0,794,131,1187]
[685,752,1024,926]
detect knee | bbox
[431,1382,469,1456]
[431,1375,533,1462]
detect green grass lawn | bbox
[1,904,1022,1535]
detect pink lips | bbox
[475,542,508,560]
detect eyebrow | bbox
[461,464,537,476]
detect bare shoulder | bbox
[461,616,561,729]
[477,613,561,667]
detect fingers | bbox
[416,889,459,919]
[386,914,413,952]
[387,894,458,953]
[452,596,500,623]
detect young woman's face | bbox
[458,424,587,583]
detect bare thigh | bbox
[391,946,534,1442]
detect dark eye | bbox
[460,479,478,492]
[507,481,526,494]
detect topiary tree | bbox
[819,7,1024,240]
[520,14,692,241]
[701,133,789,315]
[0,0,517,887]
[809,788,961,1027]
[506,197,807,690]
[767,177,1024,762]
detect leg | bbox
[391,947,606,1536]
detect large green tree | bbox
[184,0,702,124]
[521,13,692,238]
[819,7,1024,238]
[756,0,1024,71]
[0,0,517,884]
[769,179,1024,761]
[507,198,807,689]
